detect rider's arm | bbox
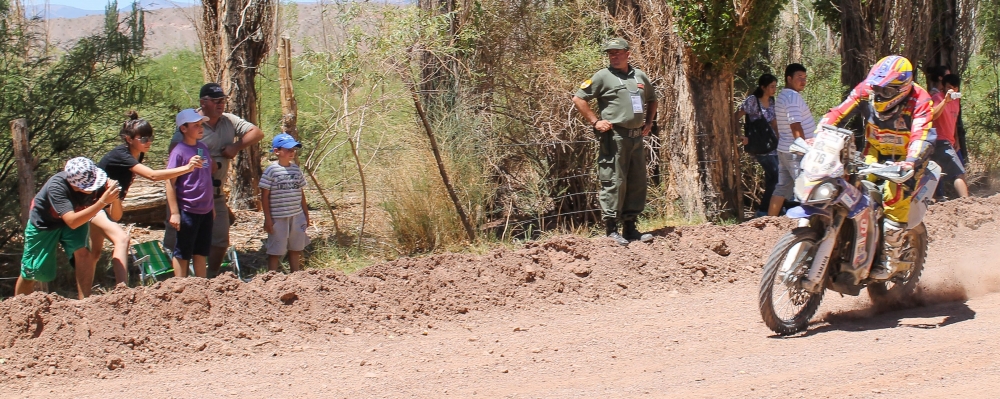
[817,83,867,130]
[905,91,936,164]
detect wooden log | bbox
[119,178,167,225]
[11,118,34,229]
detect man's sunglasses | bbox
[135,136,153,144]
[201,97,227,105]
[871,84,900,98]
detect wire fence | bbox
[68,129,736,243]
[284,134,675,239]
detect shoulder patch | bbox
[580,79,592,89]
[636,83,644,89]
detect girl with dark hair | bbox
[92,111,205,285]
[733,74,780,217]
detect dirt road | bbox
[3,197,1000,398]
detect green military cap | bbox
[602,37,629,51]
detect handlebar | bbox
[857,163,914,183]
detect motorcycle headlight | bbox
[807,181,840,203]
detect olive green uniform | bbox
[576,66,655,222]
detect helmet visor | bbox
[872,84,900,99]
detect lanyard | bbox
[616,76,640,94]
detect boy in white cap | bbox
[259,133,309,273]
[166,109,215,278]
[16,157,122,299]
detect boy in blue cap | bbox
[259,133,310,273]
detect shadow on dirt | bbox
[783,299,977,338]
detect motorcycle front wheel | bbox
[868,222,927,305]
[759,227,826,335]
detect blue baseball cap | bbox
[272,133,302,151]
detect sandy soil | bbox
[2,196,1000,398]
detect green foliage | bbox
[0,0,148,246]
[961,54,1000,180]
[957,0,1000,183]
[811,0,840,35]
[667,0,788,66]
[799,54,845,118]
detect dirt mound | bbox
[0,217,793,380]
[1,196,997,381]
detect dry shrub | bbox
[964,135,1000,191]
[380,151,485,254]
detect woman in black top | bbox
[93,111,205,285]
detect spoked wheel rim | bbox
[767,241,817,324]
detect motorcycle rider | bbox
[817,55,935,280]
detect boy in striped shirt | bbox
[260,133,310,272]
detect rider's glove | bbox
[905,139,933,165]
[893,161,915,173]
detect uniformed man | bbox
[572,38,657,246]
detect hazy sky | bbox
[31,1,320,10]
[27,1,183,10]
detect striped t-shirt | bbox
[259,162,306,218]
[775,88,816,153]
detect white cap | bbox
[175,108,208,128]
[64,157,107,192]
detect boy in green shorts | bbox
[16,157,122,299]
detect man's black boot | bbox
[622,220,653,243]
[605,220,629,246]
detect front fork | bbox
[790,213,846,293]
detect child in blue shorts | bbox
[166,109,215,278]
[17,157,122,299]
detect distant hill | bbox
[25,1,196,20]
[38,2,408,57]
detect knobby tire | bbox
[868,222,927,305]
[759,227,825,335]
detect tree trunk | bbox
[11,119,34,229]
[608,1,743,222]
[200,0,276,210]
[416,0,468,114]
[661,60,743,221]
[839,0,933,89]
[200,0,223,82]
[838,0,873,89]
[791,0,802,63]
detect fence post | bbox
[278,36,297,140]
[11,118,34,229]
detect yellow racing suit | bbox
[817,83,936,223]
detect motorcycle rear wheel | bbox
[759,228,825,335]
[868,222,927,305]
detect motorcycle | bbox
[757,124,941,335]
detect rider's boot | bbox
[622,220,653,243]
[605,219,629,246]
[870,220,914,280]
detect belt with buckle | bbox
[614,125,643,138]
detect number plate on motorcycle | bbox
[800,129,846,179]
